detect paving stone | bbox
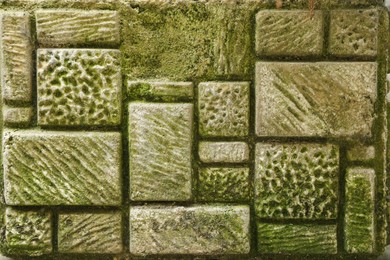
[329,9,379,57]
[0,12,32,103]
[129,205,250,255]
[127,81,193,101]
[198,167,250,202]
[3,130,122,206]
[257,223,337,254]
[255,143,339,219]
[198,142,249,163]
[256,10,323,57]
[37,49,122,126]
[3,107,33,127]
[347,144,375,162]
[255,62,377,138]
[58,212,122,253]
[36,10,120,47]
[199,82,249,137]
[129,103,193,201]
[344,167,375,253]
[5,208,52,256]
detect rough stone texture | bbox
[255,143,339,219]
[37,49,122,126]
[3,107,32,127]
[329,9,379,57]
[129,103,193,201]
[255,62,377,138]
[5,208,52,256]
[347,144,375,162]
[198,82,249,137]
[344,167,375,253]
[127,81,193,101]
[0,12,32,103]
[36,10,120,47]
[129,205,250,255]
[3,130,122,206]
[257,223,337,254]
[58,212,122,253]
[198,167,250,202]
[255,10,323,57]
[198,142,249,163]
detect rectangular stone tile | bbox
[257,223,337,254]
[3,130,122,206]
[347,144,375,162]
[37,49,122,126]
[255,143,339,219]
[35,10,120,47]
[58,212,122,254]
[127,81,194,101]
[344,167,375,253]
[0,12,32,103]
[129,205,250,255]
[255,62,377,138]
[198,142,249,163]
[129,103,193,201]
[3,106,33,127]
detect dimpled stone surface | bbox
[255,143,339,219]
[198,142,249,163]
[37,49,121,126]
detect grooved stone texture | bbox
[3,131,122,206]
[129,205,250,256]
[58,213,122,253]
[128,103,193,201]
[255,62,377,138]
[127,81,194,101]
[37,49,122,126]
[198,142,249,163]
[255,143,339,219]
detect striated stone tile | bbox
[198,142,249,163]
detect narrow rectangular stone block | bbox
[3,130,122,206]
[256,62,377,138]
[0,12,32,103]
[129,205,250,255]
[258,223,337,254]
[256,10,323,57]
[347,144,375,162]
[58,212,122,254]
[198,142,249,163]
[344,167,375,253]
[127,81,194,101]
[3,107,33,127]
[36,10,120,47]
[129,103,193,201]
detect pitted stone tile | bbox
[3,107,33,127]
[198,142,249,163]
[255,62,377,138]
[129,103,193,201]
[255,143,339,219]
[3,130,122,206]
[198,82,249,137]
[37,49,122,126]
[129,205,250,255]
[58,212,122,253]
[5,208,52,256]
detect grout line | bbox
[192,80,200,203]
[337,144,347,255]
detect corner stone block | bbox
[3,106,33,127]
[37,49,122,126]
[5,208,52,256]
[129,102,193,201]
[255,62,377,138]
[3,130,122,206]
[198,141,249,163]
[129,205,250,255]
[58,212,122,254]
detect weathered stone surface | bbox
[129,103,193,201]
[347,144,375,162]
[0,12,32,103]
[329,9,379,57]
[127,81,193,101]
[199,82,249,137]
[36,10,120,47]
[3,107,32,127]
[129,205,250,255]
[5,208,52,256]
[198,142,249,163]
[3,130,122,206]
[58,212,122,253]
[198,167,250,202]
[256,10,323,57]
[329,0,383,6]
[344,167,375,253]
[255,143,339,219]
[257,223,337,254]
[255,62,377,138]
[37,49,122,126]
